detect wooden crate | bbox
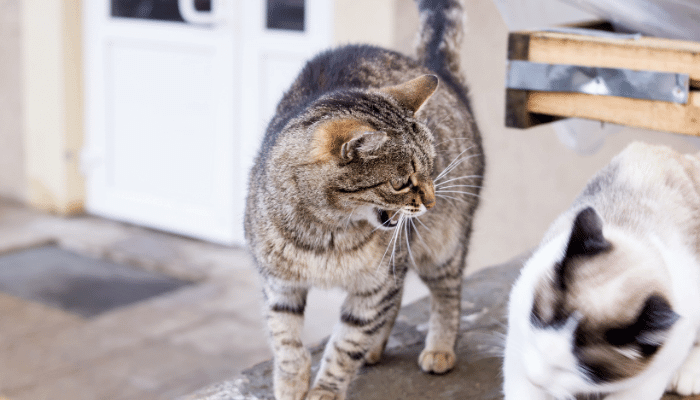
[506,23,700,136]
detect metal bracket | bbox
[506,60,690,104]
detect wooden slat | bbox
[505,89,561,129]
[505,27,700,133]
[525,90,700,136]
[525,31,700,88]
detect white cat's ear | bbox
[380,74,439,113]
[340,131,389,163]
[565,207,612,259]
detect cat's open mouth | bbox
[376,209,399,228]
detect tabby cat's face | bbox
[306,75,440,230]
[313,115,436,230]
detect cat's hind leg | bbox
[417,255,464,374]
[263,282,310,400]
[668,343,700,396]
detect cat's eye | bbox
[390,177,411,192]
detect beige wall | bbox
[20,0,84,214]
[390,0,699,272]
[0,0,26,203]
[333,0,396,48]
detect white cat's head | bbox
[504,207,680,399]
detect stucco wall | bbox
[0,0,26,202]
[333,0,396,48]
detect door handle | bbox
[178,0,218,25]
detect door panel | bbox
[107,42,217,208]
[83,0,332,245]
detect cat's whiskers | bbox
[435,184,482,190]
[434,147,473,181]
[434,174,483,188]
[409,218,428,245]
[436,155,481,183]
[369,211,398,234]
[436,194,470,204]
[413,216,432,233]
[438,192,481,201]
[404,217,417,268]
[376,213,403,274]
[435,146,478,181]
[388,215,405,282]
[436,190,480,196]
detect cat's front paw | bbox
[274,380,309,400]
[274,376,310,400]
[364,348,383,365]
[418,349,456,374]
[668,345,700,396]
[364,338,388,365]
[274,353,311,400]
[306,388,343,400]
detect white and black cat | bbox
[503,142,700,399]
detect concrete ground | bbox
[0,199,429,400]
[188,262,699,400]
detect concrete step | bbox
[185,258,693,400]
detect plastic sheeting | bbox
[559,0,700,41]
[493,0,595,31]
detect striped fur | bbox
[504,143,700,399]
[244,1,483,399]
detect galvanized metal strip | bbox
[506,60,690,104]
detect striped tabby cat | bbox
[244,1,483,399]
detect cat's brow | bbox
[336,182,386,193]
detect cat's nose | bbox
[420,183,436,209]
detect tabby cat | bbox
[244,0,483,399]
[503,142,700,399]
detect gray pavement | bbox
[185,259,693,400]
[0,199,270,400]
[187,257,519,400]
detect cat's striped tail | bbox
[415,0,465,83]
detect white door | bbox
[82,0,332,245]
[238,0,333,179]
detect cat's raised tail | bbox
[416,0,465,83]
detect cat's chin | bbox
[375,208,399,230]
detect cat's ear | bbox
[565,207,612,259]
[605,295,679,355]
[340,131,389,163]
[380,74,439,113]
